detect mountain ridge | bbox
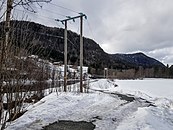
[110,52,165,69]
[0,20,165,71]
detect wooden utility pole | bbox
[64,21,67,92]
[79,15,83,92]
[55,13,86,92]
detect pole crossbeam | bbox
[55,13,87,93]
[55,13,87,24]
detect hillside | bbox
[111,52,165,69]
[0,21,165,71]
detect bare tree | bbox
[0,22,53,130]
[0,1,52,129]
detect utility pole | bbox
[104,68,108,79]
[64,20,67,92]
[80,15,83,93]
[55,13,87,92]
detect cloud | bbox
[147,47,173,65]
[79,0,173,65]
[13,0,173,65]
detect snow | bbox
[117,107,173,130]
[115,78,173,99]
[5,79,173,130]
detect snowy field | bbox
[5,78,173,130]
[115,78,173,99]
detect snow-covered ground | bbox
[115,78,173,99]
[5,79,173,130]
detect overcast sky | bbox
[12,0,173,65]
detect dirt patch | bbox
[112,92,156,107]
[112,93,135,102]
[42,120,96,130]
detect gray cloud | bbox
[13,0,173,65]
[147,47,173,65]
[80,0,173,65]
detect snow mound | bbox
[117,107,173,130]
[89,79,118,92]
[154,98,173,109]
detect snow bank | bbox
[115,78,173,99]
[117,107,173,130]
[5,79,173,130]
[6,92,125,130]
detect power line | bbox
[11,9,81,49]
[55,21,63,28]
[1,2,82,27]
[15,27,77,48]
[36,7,66,17]
[86,19,95,40]
[1,1,84,52]
[84,19,103,48]
[1,1,77,16]
[14,8,55,21]
[49,3,79,14]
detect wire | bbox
[1,1,83,49]
[68,29,79,49]
[49,3,79,14]
[86,19,95,40]
[12,26,77,48]
[1,2,69,20]
[55,21,63,29]
[14,8,55,21]
[36,7,66,17]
